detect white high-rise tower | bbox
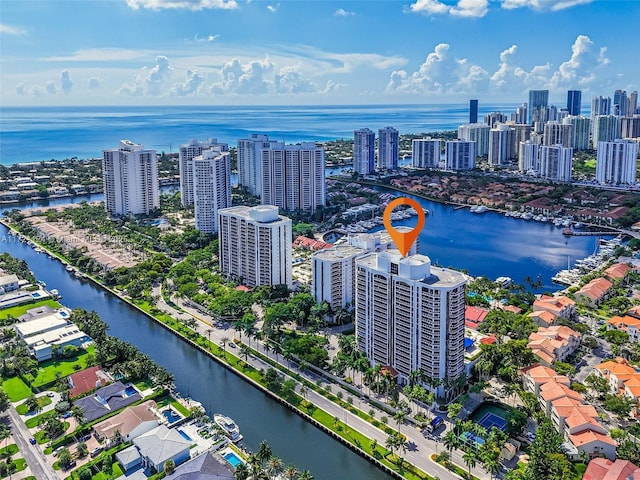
[237,134,279,196]
[596,140,638,185]
[378,127,399,170]
[193,148,231,233]
[102,140,159,216]
[412,138,441,169]
[354,129,376,175]
[179,139,228,207]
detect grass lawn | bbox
[90,463,124,480]
[16,395,52,414]
[26,345,96,388]
[1,377,32,402]
[0,299,62,320]
[0,444,18,457]
[0,458,27,478]
[133,378,155,391]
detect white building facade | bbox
[539,145,573,182]
[102,140,159,216]
[412,138,441,169]
[457,123,490,157]
[354,128,376,175]
[378,127,399,170]
[237,134,278,196]
[193,148,231,233]
[218,205,292,288]
[178,139,228,207]
[596,140,638,185]
[445,140,476,170]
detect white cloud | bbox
[88,77,102,89]
[212,57,274,94]
[266,3,279,12]
[334,8,355,16]
[120,55,174,96]
[275,65,316,94]
[386,43,488,95]
[171,69,205,95]
[194,34,220,42]
[15,83,25,95]
[549,34,609,88]
[44,48,151,63]
[60,70,73,95]
[409,0,488,17]
[501,0,592,11]
[0,23,26,36]
[126,0,238,10]
[45,81,57,94]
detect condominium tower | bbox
[192,148,231,234]
[458,123,489,156]
[237,134,279,196]
[566,90,582,116]
[563,116,591,150]
[488,124,515,165]
[469,100,478,124]
[179,138,228,207]
[445,140,476,170]
[539,145,573,182]
[354,128,376,175]
[102,140,159,216]
[412,138,441,169]
[218,205,292,287]
[528,90,549,124]
[378,127,399,170]
[596,140,638,185]
[519,141,539,173]
[593,115,622,144]
[261,142,325,213]
[355,251,467,398]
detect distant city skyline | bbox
[1,0,639,106]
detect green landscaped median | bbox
[0,298,62,320]
[1,377,32,402]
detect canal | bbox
[0,195,394,480]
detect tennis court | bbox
[477,411,507,431]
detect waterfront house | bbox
[164,450,235,480]
[68,366,111,399]
[73,381,142,422]
[132,424,191,473]
[528,310,557,328]
[574,277,613,308]
[583,458,640,480]
[607,315,640,343]
[604,263,633,283]
[93,400,160,443]
[464,305,489,329]
[0,274,19,293]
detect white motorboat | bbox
[214,414,243,442]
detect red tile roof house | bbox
[533,294,576,320]
[464,305,489,329]
[68,366,111,399]
[604,263,633,283]
[607,315,640,344]
[583,458,640,480]
[575,277,613,308]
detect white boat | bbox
[471,205,488,213]
[496,276,512,288]
[522,213,533,220]
[214,414,242,442]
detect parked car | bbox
[53,447,63,457]
[228,342,237,348]
[46,392,55,398]
[29,437,36,445]
[90,447,103,458]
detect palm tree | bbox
[393,411,405,434]
[266,456,284,477]
[298,471,314,480]
[234,463,249,480]
[220,336,229,359]
[71,405,85,427]
[239,343,251,363]
[463,448,477,480]
[443,430,460,454]
[256,440,272,465]
[284,464,299,480]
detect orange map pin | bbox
[383,197,425,257]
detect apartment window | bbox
[390,263,398,275]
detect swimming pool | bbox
[162,408,182,424]
[177,429,192,442]
[224,451,243,468]
[32,292,42,298]
[59,310,68,317]
[124,386,138,397]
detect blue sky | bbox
[1,0,638,106]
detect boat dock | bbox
[562,229,620,236]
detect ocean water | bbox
[0,104,518,165]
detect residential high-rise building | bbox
[511,124,533,152]
[539,145,573,182]
[261,142,325,213]
[469,99,478,124]
[457,123,490,156]
[596,140,638,185]
[614,89,628,116]
[519,141,539,173]
[593,115,622,144]
[179,138,228,207]
[628,91,638,116]
[511,104,528,125]
[488,124,515,165]
[192,147,231,234]
[378,127,399,170]
[355,250,467,398]
[484,112,508,128]
[102,140,159,216]
[353,128,376,175]
[563,115,591,151]
[528,89,549,124]
[591,96,612,136]
[543,121,572,147]
[621,115,640,139]
[237,134,279,196]
[412,138,441,169]
[445,140,476,170]
[567,90,582,116]
[532,105,559,132]
[218,205,292,287]
[312,227,417,312]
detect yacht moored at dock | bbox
[214,414,243,443]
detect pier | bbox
[562,229,621,236]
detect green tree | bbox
[57,448,73,470]
[448,402,463,420]
[463,448,477,480]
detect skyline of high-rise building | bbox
[488,123,515,165]
[237,134,279,197]
[542,121,572,147]
[412,138,441,169]
[178,138,228,207]
[218,205,292,288]
[593,115,622,144]
[378,127,399,170]
[563,115,591,151]
[518,140,539,173]
[261,141,326,214]
[566,90,582,116]
[457,123,490,157]
[614,89,628,116]
[102,140,159,217]
[353,128,376,175]
[621,115,640,139]
[192,147,231,234]
[355,250,467,398]
[596,139,638,185]
[528,89,549,124]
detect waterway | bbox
[0,196,393,480]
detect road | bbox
[6,407,58,480]
[157,285,492,480]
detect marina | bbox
[551,236,623,286]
